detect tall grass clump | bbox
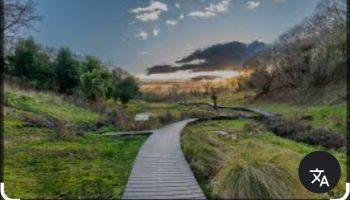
[211,143,309,199]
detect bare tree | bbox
[203,80,212,95]
[3,0,42,51]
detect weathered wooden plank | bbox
[102,130,153,136]
[122,119,206,199]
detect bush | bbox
[114,77,140,105]
[268,118,311,138]
[158,111,177,125]
[295,129,344,149]
[80,71,108,101]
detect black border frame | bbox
[1,0,5,185]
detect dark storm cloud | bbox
[147,40,267,74]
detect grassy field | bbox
[182,90,346,199]
[3,85,346,199]
[254,103,346,134]
[4,86,104,124]
[188,90,346,135]
[3,86,147,199]
[181,119,346,199]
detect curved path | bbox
[178,102,277,118]
[122,119,206,199]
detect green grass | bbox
[249,103,346,134]
[188,90,346,134]
[5,86,104,123]
[4,111,147,199]
[181,119,346,199]
[306,105,346,134]
[3,86,147,199]
[4,84,346,199]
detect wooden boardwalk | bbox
[122,119,206,199]
[178,102,277,118]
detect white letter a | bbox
[320,176,330,187]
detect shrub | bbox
[113,77,139,105]
[158,111,177,125]
[80,71,108,101]
[295,129,344,149]
[268,118,311,138]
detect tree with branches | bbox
[3,0,42,52]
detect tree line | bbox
[4,37,140,105]
[243,0,346,97]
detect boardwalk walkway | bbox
[178,102,277,118]
[122,119,206,199]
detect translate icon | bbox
[298,151,340,193]
[310,168,329,187]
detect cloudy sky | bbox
[32,0,319,77]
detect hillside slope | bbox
[3,85,147,199]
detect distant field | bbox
[139,78,232,94]
[140,80,193,93]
